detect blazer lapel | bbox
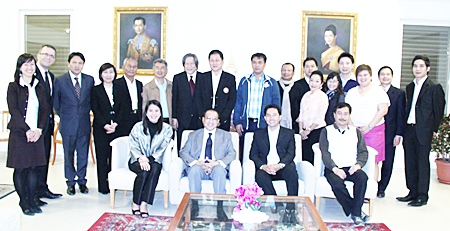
[417,78,430,102]
[65,73,78,99]
[196,129,205,159]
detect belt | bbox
[407,123,416,126]
[130,109,138,114]
[110,110,116,115]
[248,118,258,122]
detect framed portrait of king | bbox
[301,11,358,75]
[113,7,167,76]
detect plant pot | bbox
[435,158,450,184]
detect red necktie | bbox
[189,76,195,96]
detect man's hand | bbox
[172,119,179,130]
[349,164,361,175]
[333,167,347,180]
[203,158,220,174]
[393,136,401,147]
[235,124,244,136]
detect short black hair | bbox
[378,66,393,76]
[303,57,318,67]
[338,52,354,64]
[310,70,324,83]
[411,55,430,67]
[182,53,198,68]
[334,102,352,114]
[251,53,267,63]
[134,16,146,25]
[68,52,85,63]
[208,50,223,60]
[203,108,219,118]
[264,104,281,115]
[282,63,295,72]
[98,63,117,82]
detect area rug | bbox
[88,212,172,231]
[325,222,391,231]
[0,184,15,200]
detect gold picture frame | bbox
[301,11,358,75]
[113,6,167,76]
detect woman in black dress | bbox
[7,54,49,216]
[323,72,345,125]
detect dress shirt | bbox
[267,126,281,164]
[155,78,169,118]
[382,84,391,92]
[124,76,139,110]
[19,78,39,130]
[407,76,428,124]
[247,74,265,119]
[188,128,226,168]
[69,71,82,88]
[340,73,356,89]
[211,70,222,108]
[103,84,114,107]
[37,63,52,95]
[186,71,197,83]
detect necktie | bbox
[205,133,212,160]
[189,76,195,96]
[74,77,81,99]
[44,71,51,91]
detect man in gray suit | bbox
[180,109,236,221]
[54,52,94,196]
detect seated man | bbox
[319,102,370,226]
[180,109,236,221]
[250,104,299,224]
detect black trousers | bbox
[378,132,397,193]
[403,125,431,201]
[324,167,367,216]
[301,128,323,165]
[93,130,113,193]
[35,126,52,195]
[129,161,162,205]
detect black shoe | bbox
[361,211,370,223]
[191,201,199,219]
[30,205,43,214]
[21,207,35,216]
[408,199,427,207]
[289,210,298,224]
[40,190,62,199]
[34,198,47,207]
[79,184,89,194]
[351,215,365,227]
[67,186,75,195]
[281,209,293,225]
[396,195,416,202]
[217,207,228,222]
[377,191,385,198]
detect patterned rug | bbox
[325,222,391,231]
[0,184,15,200]
[88,212,172,231]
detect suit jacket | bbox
[53,72,94,136]
[405,78,445,145]
[35,67,55,134]
[250,126,295,169]
[385,86,406,142]
[278,81,306,133]
[129,122,173,164]
[172,71,201,128]
[114,76,143,133]
[325,92,345,125]
[195,71,236,130]
[142,78,172,123]
[179,128,236,167]
[297,78,310,93]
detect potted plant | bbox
[432,114,450,184]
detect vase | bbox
[231,208,269,224]
[435,158,450,184]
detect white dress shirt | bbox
[407,76,428,124]
[124,76,138,110]
[20,78,39,130]
[267,126,281,164]
[69,71,82,88]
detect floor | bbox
[0,148,449,231]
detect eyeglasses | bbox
[205,117,218,121]
[39,53,56,59]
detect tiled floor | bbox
[0,149,449,230]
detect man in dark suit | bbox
[114,57,143,135]
[278,63,305,133]
[397,55,445,207]
[195,50,236,131]
[172,53,202,151]
[296,57,318,93]
[250,104,298,224]
[54,52,94,195]
[377,66,406,198]
[34,45,62,204]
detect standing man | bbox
[142,59,172,125]
[195,50,236,131]
[172,53,202,151]
[397,55,445,207]
[377,66,406,198]
[115,57,143,135]
[277,63,304,133]
[35,45,62,204]
[126,16,159,69]
[337,52,358,93]
[296,57,318,93]
[319,102,369,226]
[54,52,94,195]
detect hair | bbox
[251,53,267,63]
[303,57,318,67]
[134,16,146,25]
[153,58,168,68]
[39,44,57,54]
[282,63,295,72]
[264,104,281,115]
[182,53,198,68]
[355,64,372,76]
[123,57,138,66]
[208,50,223,60]
[337,52,354,64]
[411,55,431,67]
[203,108,219,118]
[98,63,117,82]
[68,52,85,63]
[378,66,393,76]
[142,100,163,135]
[310,70,324,83]
[14,53,37,85]
[324,24,337,36]
[334,102,352,114]
[323,71,344,94]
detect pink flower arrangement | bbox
[234,183,264,212]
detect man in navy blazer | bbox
[377,66,406,198]
[54,52,94,195]
[195,50,236,131]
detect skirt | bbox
[364,123,385,163]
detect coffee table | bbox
[169,193,327,230]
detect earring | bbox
[19,73,22,77]
[33,72,36,76]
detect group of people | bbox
[7,44,445,227]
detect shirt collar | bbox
[19,77,39,87]
[332,123,349,134]
[268,125,280,135]
[69,71,81,79]
[212,70,222,78]
[414,76,428,86]
[155,78,167,87]
[204,128,217,136]
[381,84,391,92]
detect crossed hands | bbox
[26,129,42,142]
[261,164,283,175]
[104,122,118,134]
[138,155,151,171]
[196,158,220,175]
[332,164,361,180]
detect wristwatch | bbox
[279,163,285,169]
[368,124,373,130]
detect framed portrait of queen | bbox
[301,11,358,75]
[113,7,167,76]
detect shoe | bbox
[361,211,370,223]
[40,190,62,199]
[132,209,140,215]
[79,184,89,194]
[34,198,47,207]
[67,186,75,195]
[377,191,385,198]
[289,210,298,224]
[281,209,293,225]
[99,191,109,195]
[21,207,35,216]
[351,215,365,227]
[30,205,43,214]
[396,195,416,202]
[216,201,228,222]
[408,199,427,207]
[140,211,149,218]
[191,201,199,219]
